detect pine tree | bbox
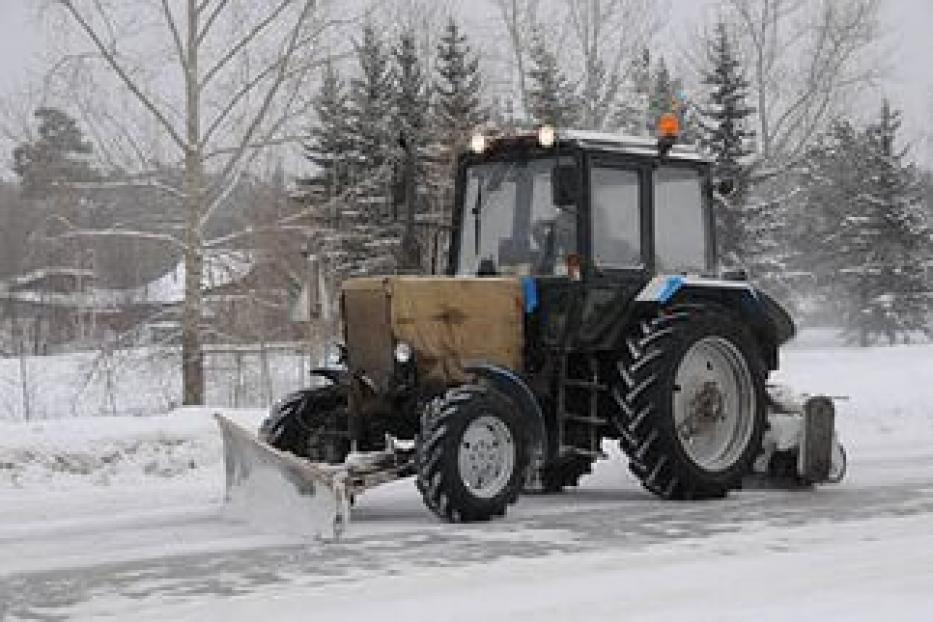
[304,61,352,200]
[698,21,757,267]
[432,17,487,256]
[792,119,865,319]
[434,18,486,154]
[646,57,673,133]
[393,29,432,268]
[347,24,395,210]
[13,107,97,198]
[612,47,651,135]
[393,30,431,175]
[526,28,579,127]
[798,106,932,344]
[842,101,932,344]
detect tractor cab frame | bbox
[450,131,718,281]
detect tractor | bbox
[216,117,846,533]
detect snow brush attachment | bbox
[753,387,848,487]
[214,413,351,541]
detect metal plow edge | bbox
[214,413,351,541]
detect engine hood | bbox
[341,276,524,389]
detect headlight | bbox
[393,341,414,364]
[537,124,556,148]
[470,133,486,154]
[323,343,345,367]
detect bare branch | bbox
[66,178,185,198]
[199,0,293,88]
[54,0,186,151]
[199,0,317,229]
[201,46,336,149]
[50,222,186,250]
[160,0,189,72]
[196,0,232,44]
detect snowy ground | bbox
[2,335,933,621]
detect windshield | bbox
[457,158,577,276]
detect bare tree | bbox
[43,0,340,404]
[493,0,541,121]
[563,0,660,129]
[724,0,882,172]
[494,0,661,130]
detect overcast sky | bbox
[1,0,931,167]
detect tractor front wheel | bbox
[613,304,767,499]
[416,385,528,522]
[259,384,350,464]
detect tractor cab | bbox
[451,120,717,282]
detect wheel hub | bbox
[684,380,725,435]
[457,415,515,499]
[673,336,756,471]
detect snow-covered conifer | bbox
[304,61,352,200]
[840,101,932,344]
[526,29,579,127]
[698,21,757,267]
[348,24,395,206]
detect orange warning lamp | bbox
[657,113,679,139]
[657,113,679,156]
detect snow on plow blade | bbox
[214,413,350,540]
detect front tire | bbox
[612,304,767,499]
[259,384,350,463]
[416,385,528,522]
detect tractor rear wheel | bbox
[612,304,766,499]
[416,385,528,522]
[259,385,350,464]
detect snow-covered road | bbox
[2,339,933,621]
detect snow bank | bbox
[0,408,263,491]
[777,338,933,456]
[0,346,312,420]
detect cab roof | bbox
[556,130,710,163]
[478,129,710,165]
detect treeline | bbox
[302,17,696,273]
[302,16,931,345]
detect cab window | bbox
[654,166,707,273]
[590,167,642,268]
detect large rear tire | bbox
[612,304,767,499]
[259,385,350,464]
[416,385,528,522]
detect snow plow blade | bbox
[214,413,350,540]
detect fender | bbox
[634,275,796,370]
[465,363,547,452]
[310,367,351,387]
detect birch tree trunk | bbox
[50,0,332,405]
[182,0,204,404]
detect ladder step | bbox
[559,445,606,459]
[563,380,608,391]
[563,414,610,426]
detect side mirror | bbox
[551,165,579,207]
[716,178,736,197]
